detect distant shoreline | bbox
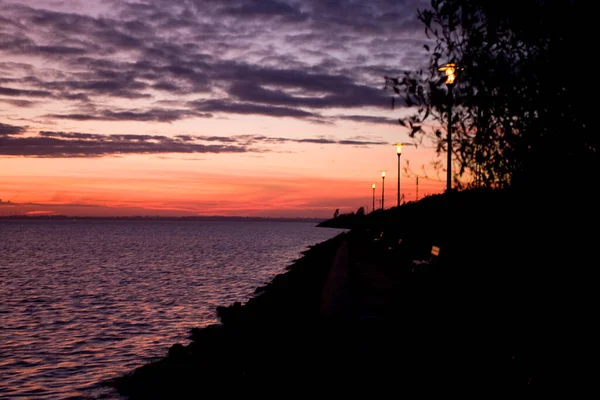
[0,215,325,223]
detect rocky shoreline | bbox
[104,232,349,398]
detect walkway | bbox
[319,230,408,322]
[316,227,545,392]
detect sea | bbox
[0,219,342,399]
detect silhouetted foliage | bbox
[318,210,360,228]
[356,206,365,217]
[333,208,340,219]
[385,0,597,193]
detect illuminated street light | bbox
[439,63,457,85]
[372,183,376,213]
[438,63,460,192]
[396,143,403,207]
[381,170,386,210]
[394,143,415,206]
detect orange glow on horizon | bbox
[25,210,56,216]
[1,116,446,218]
[0,168,445,218]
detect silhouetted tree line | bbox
[386,0,596,195]
[321,206,365,228]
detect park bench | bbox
[373,231,384,242]
[411,245,440,274]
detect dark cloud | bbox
[192,99,317,118]
[0,0,427,123]
[60,92,90,102]
[220,0,308,23]
[0,122,25,136]
[24,5,142,49]
[0,131,248,157]
[37,45,87,56]
[0,98,38,107]
[41,71,152,99]
[218,64,353,93]
[296,138,336,144]
[338,115,398,125]
[1,36,86,56]
[226,134,389,147]
[0,128,389,157]
[191,135,238,143]
[46,108,210,123]
[227,81,389,109]
[0,86,52,97]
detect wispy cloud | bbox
[1,130,247,157]
[45,108,210,123]
[337,115,398,125]
[0,126,390,157]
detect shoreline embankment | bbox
[106,231,351,397]
[107,188,597,397]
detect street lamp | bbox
[381,170,386,210]
[438,63,458,193]
[395,143,403,207]
[372,183,376,213]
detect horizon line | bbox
[0,214,326,221]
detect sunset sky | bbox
[0,0,446,218]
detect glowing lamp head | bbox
[381,170,386,178]
[439,63,457,85]
[396,143,403,155]
[372,183,376,189]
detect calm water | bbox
[0,220,341,399]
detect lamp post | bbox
[395,143,403,207]
[381,170,386,210]
[372,183,376,213]
[439,63,458,193]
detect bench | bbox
[411,245,440,274]
[373,231,384,242]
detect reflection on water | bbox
[0,220,340,399]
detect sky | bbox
[0,0,446,218]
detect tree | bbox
[385,0,597,192]
[333,208,339,219]
[356,206,365,217]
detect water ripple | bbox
[0,220,341,399]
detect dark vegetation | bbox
[385,0,596,193]
[319,206,366,228]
